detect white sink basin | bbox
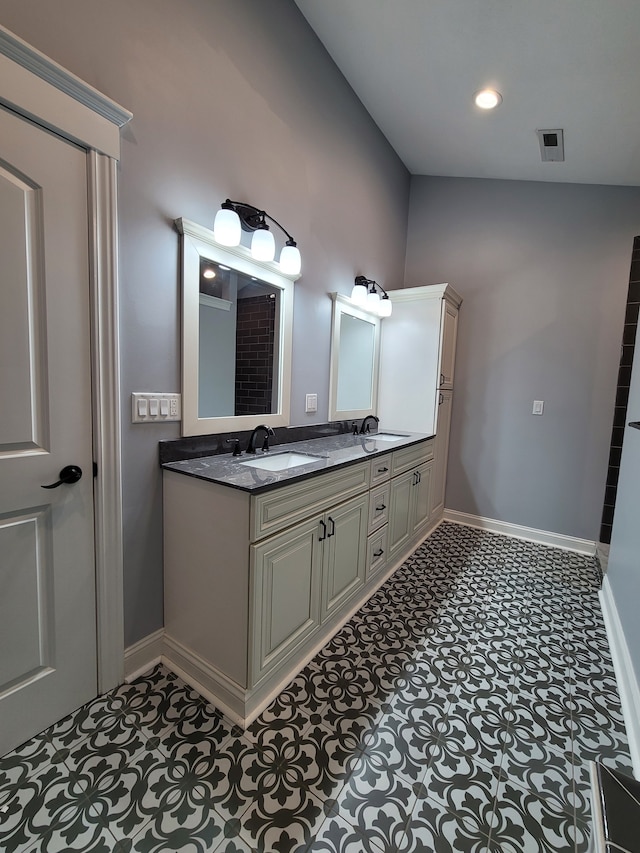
[238,451,323,472]
[369,433,409,442]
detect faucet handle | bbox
[226,438,242,457]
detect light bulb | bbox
[474,89,502,110]
[251,228,275,262]
[279,244,301,275]
[213,207,241,246]
[351,282,368,304]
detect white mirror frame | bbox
[328,292,381,421]
[176,217,298,436]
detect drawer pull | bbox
[319,519,327,541]
[373,549,384,558]
[377,466,389,474]
[376,503,387,512]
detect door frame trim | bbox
[0,26,131,694]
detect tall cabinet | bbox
[378,284,462,524]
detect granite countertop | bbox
[162,431,433,494]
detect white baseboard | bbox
[124,628,164,682]
[443,509,597,555]
[599,578,640,778]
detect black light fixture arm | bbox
[222,199,297,246]
[354,275,389,298]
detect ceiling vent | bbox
[537,128,564,162]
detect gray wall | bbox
[0,0,410,645]
[405,176,640,541]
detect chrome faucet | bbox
[359,415,379,434]
[246,424,275,454]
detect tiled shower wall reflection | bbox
[235,294,276,417]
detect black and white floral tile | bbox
[0,522,633,853]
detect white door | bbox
[0,106,96,756]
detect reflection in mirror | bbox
[177,218,297,436]
[336,313,375,411]
[329,293,381,421]
[198,258,281,418]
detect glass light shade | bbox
[279,244,301,275]
[251,228,276,262]
[367,287,381,307]
[351,282,368,304]
[213,208,241,246]
[378,297,392,317]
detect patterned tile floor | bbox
[0,523,633,852]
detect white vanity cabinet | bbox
[249,488,368,688]
[388,441,434,560]
[430,389,453,521]
[378,284,461,526]
[163,437,434,727]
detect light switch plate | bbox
[305,393,318,413]
[132,392,181,423]
[532,400,544,415]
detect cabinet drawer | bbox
[370,454,392,485]
[368,483,390,533]
[251,461,370,541]
[391,439,434,476]
[366,526,388,581]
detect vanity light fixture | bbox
[351,276,392,317]
[474,88,502,110]
[213,199,302,275]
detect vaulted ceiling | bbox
[295,0,640,185]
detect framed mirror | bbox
[328,293,381,421]
[176,218,298,436]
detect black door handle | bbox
[319,519,327,541]
[42,465,83,489]
[328,516,336,537]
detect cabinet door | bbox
[250,516,322,686]
[321,493,368,621]
[439,301,458,388]
[430,390,452,521]
[388,469,414,558]
[411,461,432,536]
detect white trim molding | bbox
[88,151,125,692]
[599,578,640,777]
[124,629,165,684]
[1,28,131,696]
[443,509,597,555]
[0,25,131,159]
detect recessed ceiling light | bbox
[474,89,502,110]
[202,268,216,279]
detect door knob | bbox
[41,465,83,489]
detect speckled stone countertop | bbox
[162,431,432,494]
